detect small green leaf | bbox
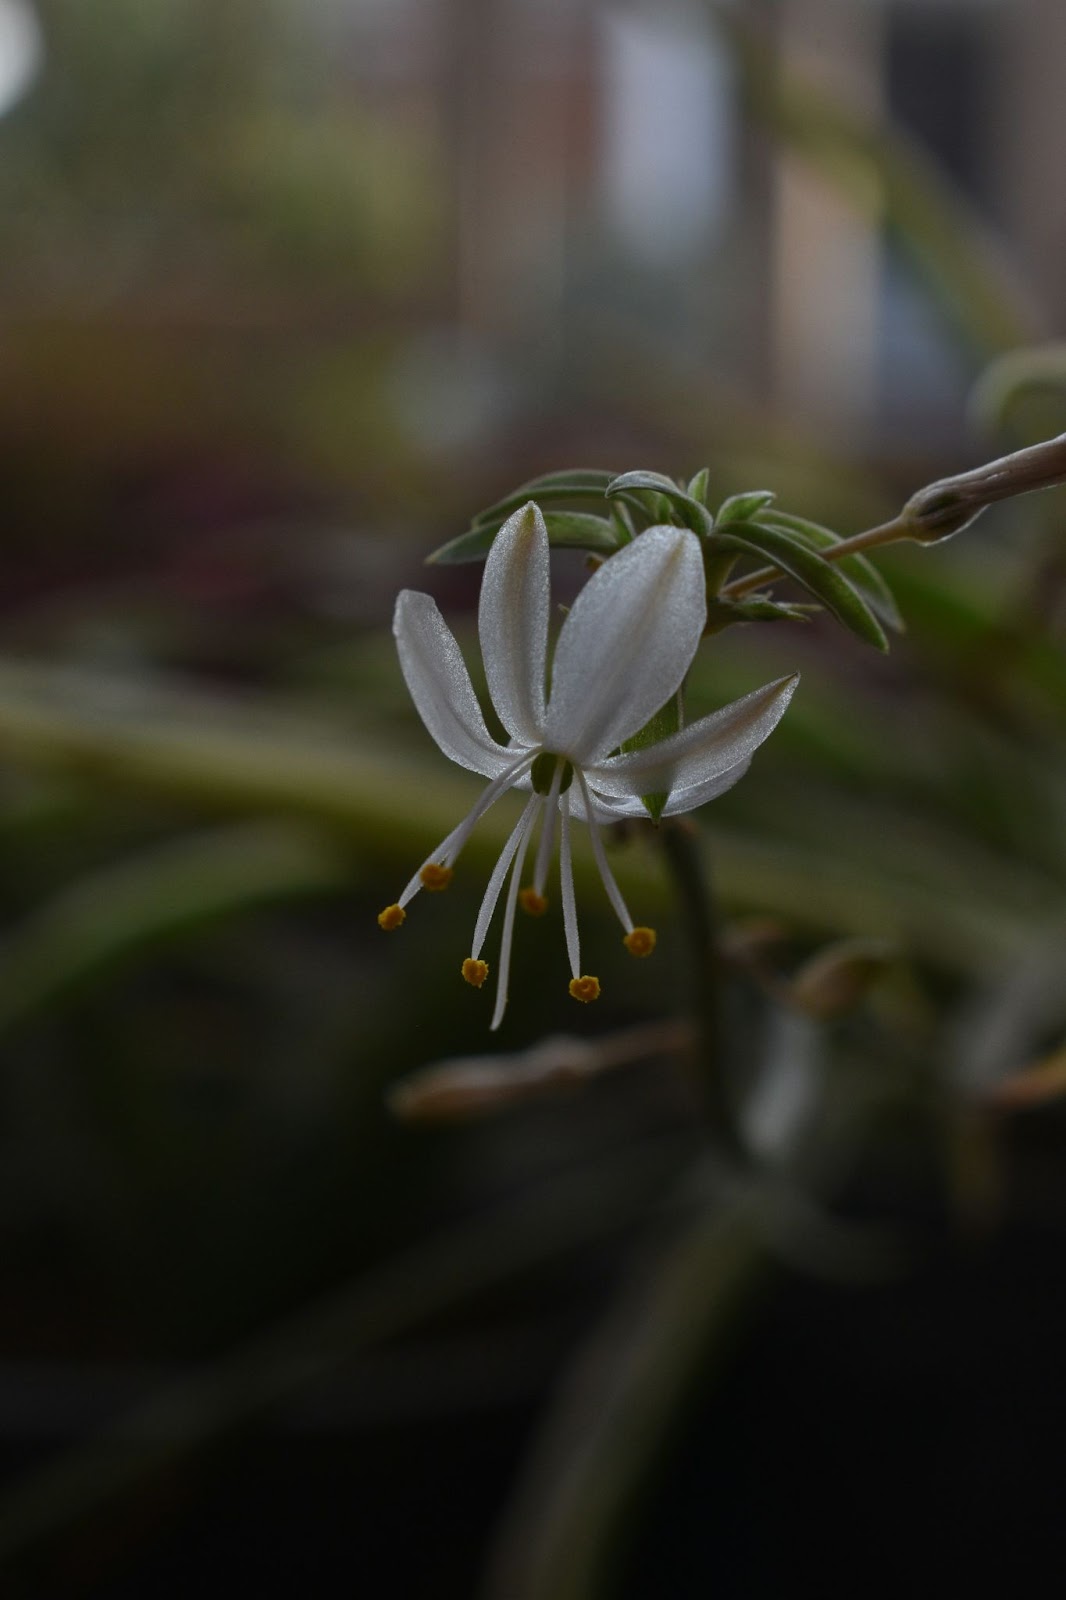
[716,490,776,524]
[470,469,616,527]
[687,467,711,504]
[712,522,889,650]
[621,694,682,823]
[705,596,815,632]
[756,509,904,632]
[429,511,620,565]
[606,472,715,538]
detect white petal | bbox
[543,526,706,763]
[394,590,514,777]
[565,782,632,826]
[659,756,751,815]
[479,502,549,744]
[577,758,751,821]
[584,674,798,800]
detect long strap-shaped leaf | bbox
[712,521,888,650]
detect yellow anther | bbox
[519,887,548,917]
[568,975,601,1004]
[462,957,490,988]
[623,926,657,958]
[419,862,454,892]
[377,903,406,931]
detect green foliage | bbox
[754,509,904,631]
[716,489,777,524]
[709,520,890,650]
[605,470,716,537]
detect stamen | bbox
[531,757,565,896]
[395,749,537,910]
[419,863,453,892]
[491,801,540,1031]
[472,796,542,960]
[569,975,601,1004]
[462,957,489,988]
[623,926,657,957]
[574,768,636,934]
[559,790,581,979]
[377,903,405,931]
[519,887,548,917]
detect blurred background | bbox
[1,0,1065,1594]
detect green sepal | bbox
[711,521,889,651]
[620,692,682,823]
[755,509,904,631]
[429,510,621,565]
[716,489,776,524]
[606,471,715,538]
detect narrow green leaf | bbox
[606,472,715,538]
[757,509,904,632]
[705,596,816,632]
[712,522,889,650]
[717,490,776,524]
[687,467,711,504]
[470,469,616,527]
[429,511,620,565]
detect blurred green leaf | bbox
[686,467,711,505]
[0,823,353,1037]
[717,490,776,524]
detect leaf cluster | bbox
[430,467,904,653]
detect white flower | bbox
[379,502,798,1028]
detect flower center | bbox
[530,752,574,796]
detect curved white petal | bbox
[584,674,798,800]
[660,756,751,816]
[563,779,630,826]
[394,590,514,777]
[579,757,752,821]
[479,502,549,744]
[544,526,706,764]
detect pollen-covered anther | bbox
[623,926,657,958]
[462,957,490,988]
[419,862,454,892]
[377,903,406,931]
[519,887,548,917]
[568,975,601,1004]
